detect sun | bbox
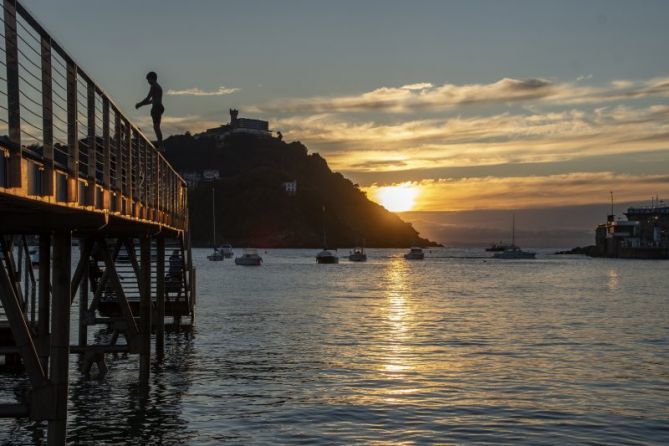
[375,184,419,212]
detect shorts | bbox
[151,104,165,120]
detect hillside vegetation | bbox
[165,132,438,248]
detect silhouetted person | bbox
[135,71,164,150]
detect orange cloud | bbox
[363,173,669,212]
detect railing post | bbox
[124,121,131,214]
[102,98,111,208]
[41,36,54,196]
[86,83,96,207]
[113,109,122,210]
[3,0,22,188]
[66,61,78,202]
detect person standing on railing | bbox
[135,71,164,150]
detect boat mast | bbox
[322,205,327,248]
[212,186,216,248]
[512,213,516,247]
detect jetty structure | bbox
[0,1,196,443]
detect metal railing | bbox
[0,0,187,231]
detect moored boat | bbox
[486,242,513,252]
[493,246,536,259]
[316,249,339,264]
[235,248,263,266]
[207,248,224,261]
[348,247,367,262]
[221,244,234,258]
[492,214,535,259]
[404,247,425,260]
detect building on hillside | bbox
[198,109,272,140]
[592,201,669,259]
[282,180,297,196]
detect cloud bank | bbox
[166,86,240,96]
[252,76,669,114]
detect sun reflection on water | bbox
[608,268,620,291]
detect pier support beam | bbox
[139,236,152,385]
[38,233,51,370]
[156,237,165,360]
[78,238,90,348]
[48,231,71,445]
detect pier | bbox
[0,0,195,443]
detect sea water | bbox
[1,248,668,444]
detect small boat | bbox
[348,247,367,262]
[404,247,425,260]
[221,244,234,259]
[316,249,339,264]
[485,242,513,252]
[208,186,224,261]
[235,248,263,266]
[493,214,536,259]
[207,248,224,262]
[493,246,536,259]
[316,205,339,264]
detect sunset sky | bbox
[21,0,669,246]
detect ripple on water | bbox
[1,248,668,445]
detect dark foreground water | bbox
[1,248,668,445]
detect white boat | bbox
[316,249,339,264]
[493,214,536,259]
[235,248,263,266]
[493,246,536,259]
[404,247,425,260]
[348,247,367,262]
[221,244,234,259]
[208,186,224,261]
[207,248,224,262]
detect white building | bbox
[283,180,297,195]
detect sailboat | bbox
[207,186,224,261]
[316,205,339,264]
[493,214,536,259]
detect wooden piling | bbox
[38,233,51,370]
[78,238,90,348]
[48,231,71,445]
[139,236,152,385]
[156,237,165,359]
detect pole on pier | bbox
[78,239,90,348]
[48,231,71,445]
[156,236,165,360]
[139,236,152,385]
[38,233,51,370]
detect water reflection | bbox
[379,259,418,402]
[608,268,620,291]
[67,330,196,445]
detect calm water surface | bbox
[1,248,668,444]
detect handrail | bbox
[0,0,187,231]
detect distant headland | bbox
[164,110,440,248]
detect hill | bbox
[164,132,438,248]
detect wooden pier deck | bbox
[0,1,196,443]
